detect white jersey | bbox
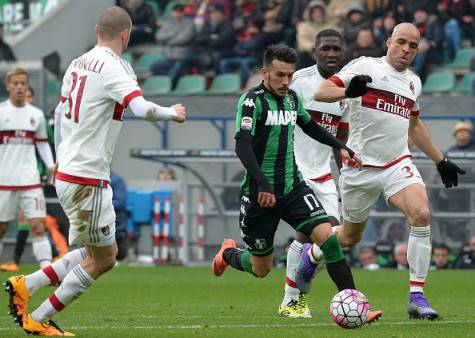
[0,100,47,189]
[57,46,141,182]
[291,65,349,181]
[330,56,421,167]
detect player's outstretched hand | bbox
[340,148,362,169]
[258,192,276,208]
[436,158,465,188]
[345,75,372,98]
[171,104,186,123]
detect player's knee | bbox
[252,264,272,278]
[96,255,116,275]
[411,207,430,227]
[0,223,8,238]
[340,233,361,248]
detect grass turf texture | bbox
[1,266,474,337]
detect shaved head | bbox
[391,22,420,42]
[97,6,132,40]
[385,22,420,71]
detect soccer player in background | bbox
[0,68,54,271]
[309,22,465,320]
[279,29,350,318]
[212,44,382,323]
[5,6,186,336]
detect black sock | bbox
[13,230,29,264]
[223,248,244,271]
[326,259,356,291]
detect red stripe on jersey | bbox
[113,103,125,121]
[409,281,425,287]
[339,122,349,130]
[286,277,298,289]
[329,75,345,88]
[411,110,420,117]
[346,154,412,169]
[310,173,333,183]
[0,130,35,145]
[42,265,60,285]
[122,90,142,108]
[60,96,67,103]
[55,171,109,188]
[0,184,41,190]
[49,294,65,312]
[308,110,342,136]
[361,88,414,119]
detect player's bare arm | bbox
[409,116,465,187]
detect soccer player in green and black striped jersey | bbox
[212,44,362,310]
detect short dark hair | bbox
[433,243,450,253]
[315,29,343,48]
[263,44,298,67]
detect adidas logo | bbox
[381,76,389,82]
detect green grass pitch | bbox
[1,266,474,337]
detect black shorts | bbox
[239,182,329,256]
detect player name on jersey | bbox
[72,57,105,74]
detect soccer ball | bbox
[329,289,371,329]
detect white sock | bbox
[283,240,302,304]
[408,225,431,293]
[32,236,52,268]
[31,265,94,323]
[25,248,87,295]
[308,244,323,264]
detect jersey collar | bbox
[382,56,408,75]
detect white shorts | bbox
[304,178,340,220]
[0,188,46,222]
[339,157,425,223]
[55,180,116,247]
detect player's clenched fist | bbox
[171,103,186,123]
[345,75,372,98]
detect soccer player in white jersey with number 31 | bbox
[5,6,186,336]
[297,22,465,320]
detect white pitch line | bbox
[0,320,474,331]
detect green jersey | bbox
[235,82,312,200]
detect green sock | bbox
[18,224,29,231]
[240,250,255,275]
[320,235,345,263]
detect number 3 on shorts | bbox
[402,165,414,178]
[303,194,321,211]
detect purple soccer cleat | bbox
[407,292,439,320]
[295,243,319,294]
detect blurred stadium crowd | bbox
[116,0,475,94]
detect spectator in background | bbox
[393,243,409,270]
[150,4,195,79]
[261,0,295,47]
[170,3,235,87]
[411,8,444,79]
[390,0,438,23]
[190,0,233,31]
[296,1,339,69]
[0,23,15,61]
[111,171,128,261]
[373,13,396,51]
[447,120,475,152]
[342,3,371,48]
[344,27,384,63]
[158,167,176,181]
[432,243,453,269]
[361,0,392,20]
[123,0,156,46]
[454,234,475,269]
[218,17,265,86]
[359,246,380,270]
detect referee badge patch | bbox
[241,117,253,130]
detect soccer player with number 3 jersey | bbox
[304,22,465,320]
[5,6,186,336]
